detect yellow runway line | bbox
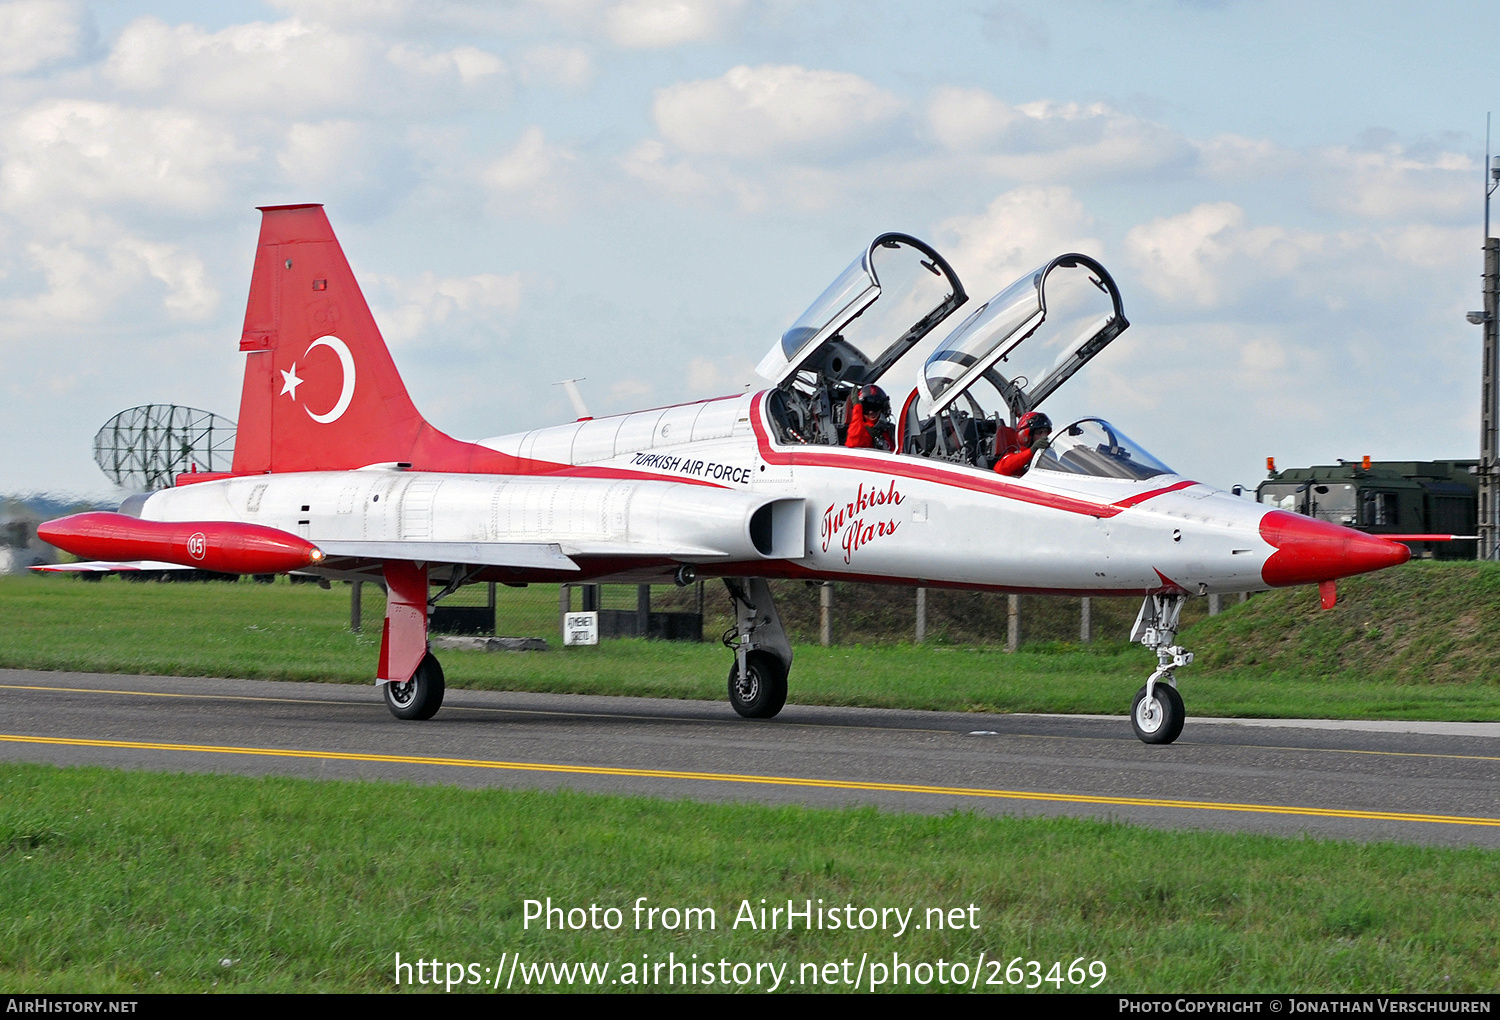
[8,682,1500,760]
[2,732,1498,829]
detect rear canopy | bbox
[756,233,966,389]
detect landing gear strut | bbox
[722,578,792,718]
[378,560,447,721]
[1128,594,1193,744]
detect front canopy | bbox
[1031,418,1174,480]
[756,233,966,388]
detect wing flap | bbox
[316,541,580,571]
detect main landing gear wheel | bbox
[728,650,788,719]
[1131,682,1184,745]
[384,652,446,721]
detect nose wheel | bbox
[1131,680,1184,744]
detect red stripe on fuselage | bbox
[748,392,1193,518]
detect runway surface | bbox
[3,667,1499,848]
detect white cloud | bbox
[1194,133,1302,180]
[0,99,251,215]
[267,0,529,33]
[937,186,1103,298]
[372,270,524,344]
[620,138,715,196]
[683,354,755,394]
[278,120,365,185]
[927,88,1192,180]
[653,64,904,160]
[482,126,574,210]
[0,218,217,330]
[519,45,593,89]
[274,119,414,203]
[1315,143,1473,221]
[103,16,379,115]
[609,377,652,401]
[927,86,1017,151]
[121,237,219,320]
[386,42,505,85]
[0,0,82,75]
[605,0,742,48]
[1124,202,1323,308]
[1373,224,1473,271]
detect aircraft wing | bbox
[31,560,197,574]
[315,541,579,571]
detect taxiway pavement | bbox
[2,668,1498,847]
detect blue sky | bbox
[2,0,1496,496]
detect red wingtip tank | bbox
[38,513,324,575]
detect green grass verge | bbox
[3,762,1497,993]
[3,567,1500,720]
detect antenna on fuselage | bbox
[554,378,591,419]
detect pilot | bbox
[845,384,894,451]
[994,411,1051,476]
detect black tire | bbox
[1131,682,1184,745]
[727,650,788,719]
[384,653,446,721]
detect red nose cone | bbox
[1260,510,1411,587]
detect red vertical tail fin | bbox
[232,204,515,475]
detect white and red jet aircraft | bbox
[41,205,1411,744]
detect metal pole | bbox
[637,584,651,638]
[350,580,362,633]
[1484,236,1499,559]
[820,583,833,647]
[559,584,571,636]
[1006,594,1019,653]
[915,587,927,643]
[1481,115,1500,559]
[1079,596,1091,643]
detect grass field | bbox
[3,568,1499,720]
[6,571,1500,994]
[3,762,1498,993]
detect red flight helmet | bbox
[1016,411,1052,447]
[856,384,891,417]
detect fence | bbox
[344,578,1241,650]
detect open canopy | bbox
[921,254,1127,419]
[756,233,966,389]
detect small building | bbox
[1257,459,1477,560]
[0,499,58,575]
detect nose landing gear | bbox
[722,578,793,719]
[1129,594,1193,744]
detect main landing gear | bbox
[722,578,793,718]
[378,560,447,721]
[1128,594,1194,745]
[383,652,446,720]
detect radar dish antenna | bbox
[92,405,236,492]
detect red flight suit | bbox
[846,408,892,450]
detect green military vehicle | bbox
[1256,459,1478,560]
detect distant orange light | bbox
[1266,456,1276,472]
[1362,455,1371,469]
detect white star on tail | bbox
[280,363,303,400]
